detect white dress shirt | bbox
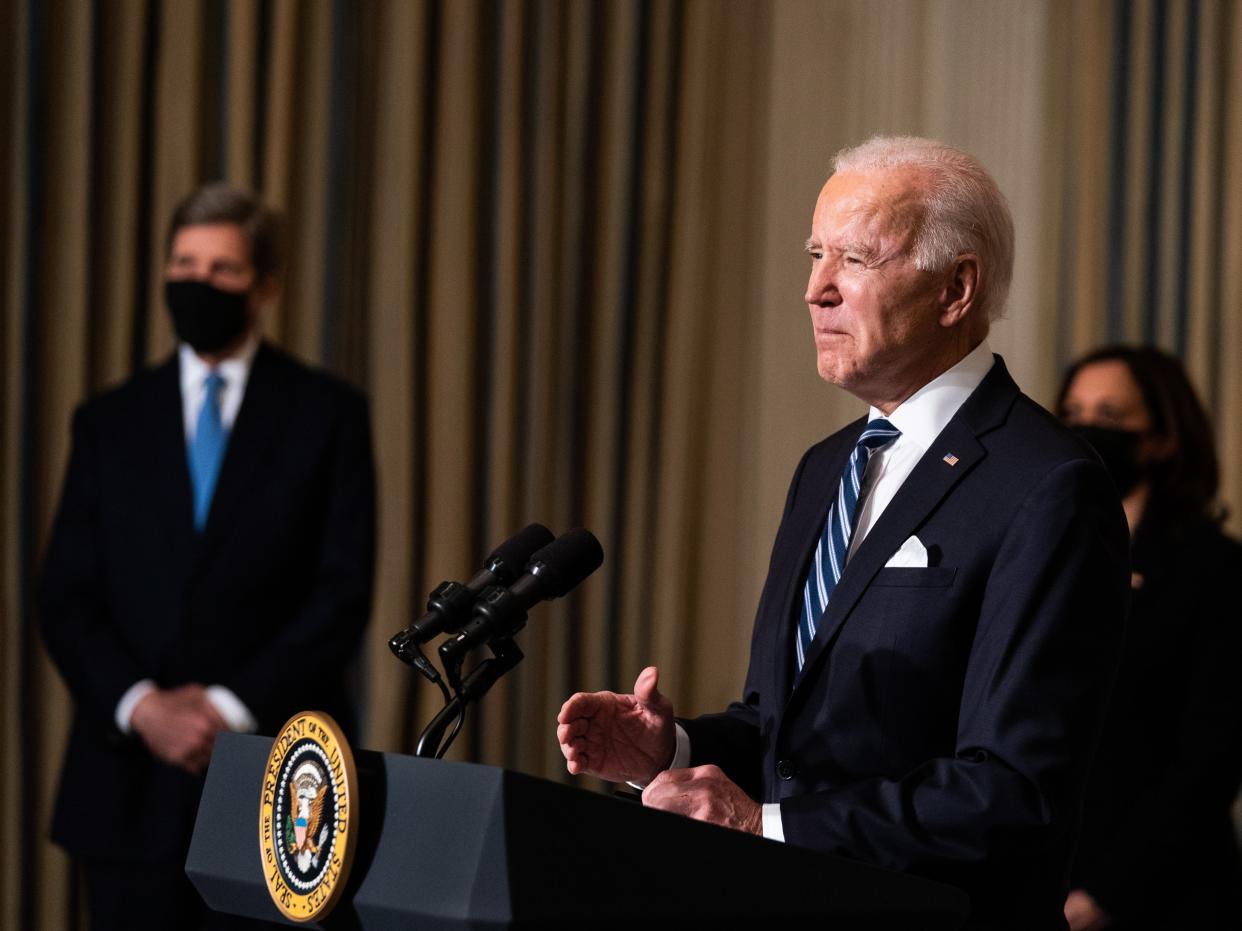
[665,340,996,842]
[114,336,262,736]
[178,337,259,440]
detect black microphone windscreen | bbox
[529,528,604,598]
[487,523,555,581]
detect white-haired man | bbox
[558,137,1129,929]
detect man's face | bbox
[166,223,257,291]
[164,222,275,358]
[803,168,952,409]
[166,222,276,316]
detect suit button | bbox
[776,759,796,780]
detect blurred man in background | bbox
[40,183,376,930]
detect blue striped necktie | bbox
[189,371,228,531]
[796,418,900,672]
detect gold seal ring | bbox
[258,711,358,923]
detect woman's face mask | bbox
[1070,424,1145,496]
[1060,359,1156,497]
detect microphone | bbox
[438,528,604,666]
[389,523,555,657]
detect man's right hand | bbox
[130,683,227,775]
[556,666,676,785]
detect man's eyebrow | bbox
[804,238,879,259]
[841,240,877,258]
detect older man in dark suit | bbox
[557,137,1129,929]
[40,183,376,930]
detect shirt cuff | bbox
[670,722,691,769]
[115,679,156,733]
[627,723,693,790]
[762,803,786,842]
[206,685,258,733]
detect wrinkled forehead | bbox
[811,168,927,245]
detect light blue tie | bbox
[796,418,900,672]
[189,372,228,531]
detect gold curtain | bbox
[3,1,772,926]
[5,1,1242,928]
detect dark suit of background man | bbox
[40,183,377,930]
[558,137,1130,930]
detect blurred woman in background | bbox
[1058,345,1242,931]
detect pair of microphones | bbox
[388,524,604,676]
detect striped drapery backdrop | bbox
[1049,0,1242,514]
[3,2,1241,927]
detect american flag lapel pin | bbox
[942,453,959,467]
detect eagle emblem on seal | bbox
[286,760,330,872]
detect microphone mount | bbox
[415,637,524,759]
[400,527,604,759]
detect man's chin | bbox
[815,356,857,389]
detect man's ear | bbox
[938,254,980,329]
[252,274,281,308]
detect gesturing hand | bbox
[130,683,228,775]
[557,666,676,785]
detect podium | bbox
[187,732,969,928]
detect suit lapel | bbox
[148,356,197,568]
[770,419,864,700]
[197,344,292,562]
[793,358,1019,691]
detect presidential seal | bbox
[259,711,358,923]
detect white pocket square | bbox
[885,535,928,568]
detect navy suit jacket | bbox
[40,342,376,860]
[681,357,1129,928]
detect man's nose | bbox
[805,261,838,306]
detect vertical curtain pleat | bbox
[3,2,29,926]
[148,0,205,360]
[31,3,94,924]
[277,0,332,360]
[421,0,481,760]
[362,0,428,761]
[1184,0,1222,398]
[0,0,22,918]
[224,0,258,188]
[1216,1,1242,530]
[1060,0,1114,365]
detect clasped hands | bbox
[130,683,227,775]
[557,666,762,836]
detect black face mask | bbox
[165,279,250,354]
[1073,424,1144,496]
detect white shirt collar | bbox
[178,333,260,396]
[178,333,261,438]
[869,339,995,451]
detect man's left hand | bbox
[641,764,763,835]
[1064,889,1112,930]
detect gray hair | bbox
[165,182,284,281]
[832,136,1014,321]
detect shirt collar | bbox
[178,332,261,394]
[869,339,995,451]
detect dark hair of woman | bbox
[1055,344,1221,528]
